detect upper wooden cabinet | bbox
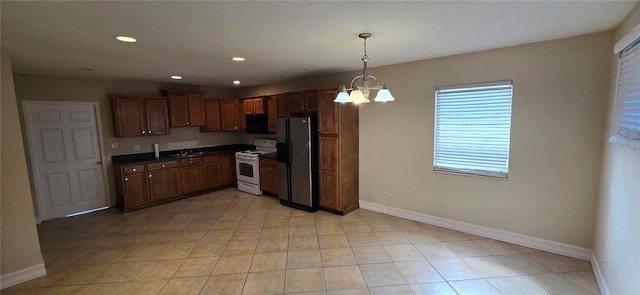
[289,91,318,114]
[318,90,339,135]
[201,99,221,132]
[220,99,241,131]
[267,96,278,133]
[277,94,290,118]
[166,90,206,127]
[243,97,265,115]
[111,97,170,137]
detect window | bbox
[611,40,640,148]
[434,80,513,178]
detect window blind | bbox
[434,80,513,178]
[616,42,640,141]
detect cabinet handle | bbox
[161,164,165,168]
[235,126,238,130]
[132,168,136,172]
[124,177,128,181]
[142,130,146,134]
[190,160,193,164]
[148,130,152,134]
[187,121,190,125]
[148,174,152,178]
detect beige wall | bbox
[242,32,612,249]
[593,3,640,294]
[13,74,243,211]
[1,49,45,277]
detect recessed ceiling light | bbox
[116,36,137,43]
[233,80,241,85]
[231,57,246,62]
[170,75,182,80]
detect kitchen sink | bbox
[167,152,206,158]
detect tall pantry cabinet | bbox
[317,88,359,215]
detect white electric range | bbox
[235,139,277,195]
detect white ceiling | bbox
[1,1,636,87]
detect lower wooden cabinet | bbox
[179,157,204,194]
[115,152,237,211]
[203,155,224,189]
[221,153,236,185]
[121,171,148,207]
[147,161,180,202]
[259,157,278,195]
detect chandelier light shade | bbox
[334,33,395,103]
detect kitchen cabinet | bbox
[259,157,278,195]
[201,99,221,132]
[110,97,170,137]
[220,153,236,185]
[220,99,241,131]
[147,161,180,202]
[277,94,290,118]
[243,97,265,115]
[317,88,360,214]
[114,151,237,211]
[203,155,224,189]
[267,96,278,132]
[289,91,318,114]
[166,90,206,127]
[114,164,147,210]
[179,157,204,194]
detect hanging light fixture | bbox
[334,33,395,104]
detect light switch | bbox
[133,144,141,151]
[111,143,119,149]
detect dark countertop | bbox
[112,144,253,165]
[259,152,277,159]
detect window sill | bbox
[608,135,640,149]
[433,168,508,181]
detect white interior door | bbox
[24,102,107,221]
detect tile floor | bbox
[5,188,601,295]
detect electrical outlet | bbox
[111,143,119,149]
[133,144,141,151]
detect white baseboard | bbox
[590,251,610,295]
[359,200,591,260]
[0,263,46,290]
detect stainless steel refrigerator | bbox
[276,117,318,211]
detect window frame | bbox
[610,39,640,149]
[433,80,513,179]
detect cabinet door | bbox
[145,98,170,136]
[180,165,204,194]
[259,160,270,192]
[148,168,180,201]
[239,99,246,131]
[267,97,278,132]
[304,91,319,112]
[278,95,290,118]
[203,162,224,189]
[221,153,236,185]
[202,100,221,132]
[243,99,254,115]
[123,172,147,207]
[289,93,306,113]
[269,159,278,195]
[169,92,190,127]
[220,100,240,131]
[318,90,339,135]
[318,135,339,210]
[189,92,206,126]
[112,98,146,137]
[253,98,265,115]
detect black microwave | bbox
[246,114,272,134]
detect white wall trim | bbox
[0,263,46,290]
[590,251,610,295]
[359,200,592,260]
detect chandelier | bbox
[334,33,395,104]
